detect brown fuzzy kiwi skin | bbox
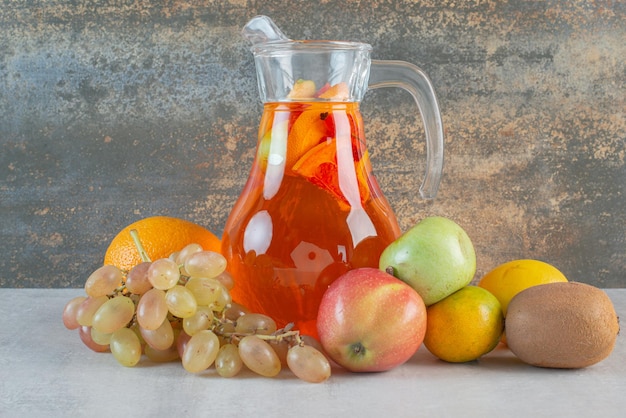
[505,282,620,369]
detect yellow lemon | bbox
[424,286,504,363]
[477,259,568,316]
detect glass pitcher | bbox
[221,16,444,337]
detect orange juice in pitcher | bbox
[221,16,444,337]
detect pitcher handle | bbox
[368,60,444,199]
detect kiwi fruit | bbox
[505,281,619,369]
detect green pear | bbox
[379,216,476,306]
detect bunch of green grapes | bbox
[62,239,331,384]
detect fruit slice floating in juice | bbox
[285,110,331,169]
[292,139,371,209]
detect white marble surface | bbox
[1,288,625,418]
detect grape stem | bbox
[221,329,303,345]
[130,229,152,263]
[215,312,304,345]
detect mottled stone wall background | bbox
[1,0,624,288]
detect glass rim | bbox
[250,40,372,55]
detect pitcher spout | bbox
[242,15,291,45]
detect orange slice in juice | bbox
[292,139,371,208]
[285,110,330,168]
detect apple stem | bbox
[385,266,395,276]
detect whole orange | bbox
[103,216,221,271]
[424,286,504,363]
[477,259,568,316]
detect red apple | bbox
[316,268,427,372]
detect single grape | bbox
[185,277,228,307]
[110,327,142,367]
[182,306,214,336]
[211,284,232,311]
[90,327,112,346]
[136,288,168,330]
[213,270,235,290]
[78,326,109,353]
[92,295,135,334]
[165,285,198,318]
[147,258,180,290]
[76,295,109,327]
[176,243,203,266]
[184,251,227,279]
[63,296,86,330]
[215,343,243,378]
[84,265,124,297]
[182,330,220,373]
[140,319,174,351]
[238,335,281,377]
[300,335,330,361]
[287,344,331,383]
[125,262,153,295]
[235,313,277,335]
[224,302,250,321]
